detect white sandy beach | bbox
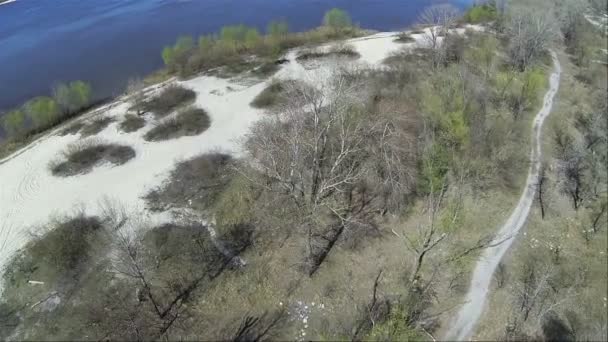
[0,26,481,291]
[0,0,17,6]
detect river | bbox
[0,0,471,114]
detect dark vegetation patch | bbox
[250,80,287,108]
[59,121,85,136]
[4,213,102,287]
[0,209,251,340]
[296,44,360,63]
[145,152,233,212]
[207,59,259,79]
[140,85,196,118]
[394,32,416,43]
[79,116,116,137]
[118,114,146,133]
[50,140,136,177]
[143,107,210,141]
[250,61,281,78]
[250,79,316,109]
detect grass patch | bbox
[296,44,360,63]
[49,139,136,177]
[143,106,210,141]
[118,114,146,133]
[140,84,196,118]
[145,152,233,212]
[79,116,116,137]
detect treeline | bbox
[161,8,359,77]
[1,81,93,140]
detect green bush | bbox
[464,4,498,23]
[267,20,289,38]
[323,8,352,30]
[25,97,60,129]
[54,81,93,114]
[1,109,26,137]
[162,35,195,68]
[161,15,362,78]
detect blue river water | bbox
[0,0,471,113]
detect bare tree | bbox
[244,73,380,275]
[556,0,587,45]
[127,78,146,115]
[560,154,585,210]
[507,8,559,71]
[102,216,234,340]
[537,163,548,219]
[418,4,459,67]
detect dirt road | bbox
[444,50,562,341]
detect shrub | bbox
[1,109,26,137]
[250,79,286,108]
[50,139,136,177]
[53,81,93,114]
[3,214,105,288]
[59,121,86,136]
[295,44,360,63]
[464,4,498,23]
[141,85,196,117]
[250,61,281,78]
[395,32,416,43]
[143,107,210,141]
[323,8,352,30]
[25,97,59,129]
[162,36,195,68]
[80,116,116,137]
[161,17,363,79]
[267,20,289,38]
[145,153,233,212]
[118,114,146,133]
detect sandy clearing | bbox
[0,25,480,292]
[444,50,562,341]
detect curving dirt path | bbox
[445,51,562,341]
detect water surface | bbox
[0,0,471,112]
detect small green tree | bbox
[162,46,175,66]
[162,35,194,67]
[53,81,92,114]
[323,8,352,30]
[244,28,261,49]
[25,97,59,129]
[1,109,26,137]
[267,20,289,38]
[70,81,92,109]
[53,82,72,114]
[198,34,215,53]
